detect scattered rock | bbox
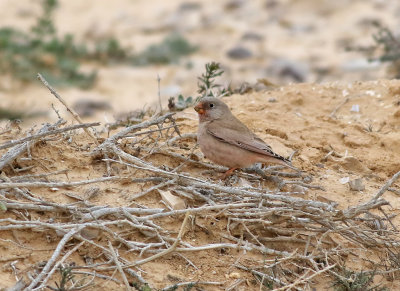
[266,58,310,83]
[227,46,253,60]
[340,156,370,173]
[178,1,202,11]
[350,104,360,112]
[228,272,241,279]
[114,110,144,123]
[349,178,365,191]
[73,99,112,117]
[224,0,245,10]
[235,82,252,94]
[241,31,264,41]
[80,227,101,240]
[339,177,350,184]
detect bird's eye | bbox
[209,103,214,108]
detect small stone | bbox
[241,32,263,41]
[179,2,202,11]
[339,177,350,184]
[350,104,360,113]
[393,109,400,118]
[229,272,241,279]
[227,47,253,60]
[266,58,310,83]
[225,0,244,10]
[268,97,277,103]
[73,99,112,117]
[349,178,365,191]
[80,227,101,240]
[340,156,370,173]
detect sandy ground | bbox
[1,79,400,290]
[1,0,400,290]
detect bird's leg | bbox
[221,167,238,179]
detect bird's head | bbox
[194,97,230,122]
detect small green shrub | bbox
[132,34,197,66]
[350,22,400,78]
[332,267,388,291]
[168,61,231,111]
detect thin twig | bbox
[131,212,190,267]
[0,122,100,150]
[37,73,99,145]
[108,241,130,291]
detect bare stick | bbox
[96,112,175,146]
[0,176,121,190]
[157,74,162,113]
[37,73,99,145]
[371,170,400,201]
[330,97,349,118]
[273,263,336,291]
[35,241,85,290]
[27,225,85,290]
[160,281,223,290]
[0,122,100,151]
[0,143,28,172]
[131,211,190,266]
[129,178,176,201]
[108,241,130,291]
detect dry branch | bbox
[0,122,100,151]
[37,73,99,145]
[1,102,398,290]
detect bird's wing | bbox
[206,120,288,162]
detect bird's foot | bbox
[220,167,238,179]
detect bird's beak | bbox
[194,103,205,115]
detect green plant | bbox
[54,265,74,291]
[371,23,400,64]
[168,62,231,111]
[132,34,197,66]
[31,0,57,40]
[0,0,140,89]
[0,0,96,88]
[197,61,231,98]
[350,22,400,78]
[332,267,388,291]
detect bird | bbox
[194,97,297,179]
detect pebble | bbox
[266,58,310,83]
[350,104,360,112]
[227,46,253,60]
[339,177,350,184]
[349,178,365,191]
[73,99,112,117]
[241,31,264,41]
[178,2,202,11]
